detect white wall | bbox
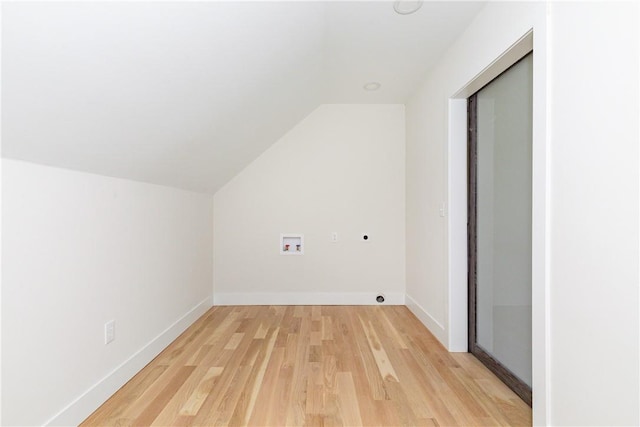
[406,0,545,349]
[406,0,547,421]
[0,5,4,423]
[407,1,639,426]
[548,2,639,425]
[214,104,405,305]
[1,159,214,426]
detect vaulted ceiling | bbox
[2,1,484,193]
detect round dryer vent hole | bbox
[376,294,385,303]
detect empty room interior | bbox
[2,1,639,426]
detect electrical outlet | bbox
[105,320,115,345]
[331,232,338,242]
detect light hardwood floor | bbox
[82,305,531,426]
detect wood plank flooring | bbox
[81,306,531,426]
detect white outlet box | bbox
[105,320,115,344]
[331,232,338,242]
[280,234,304,255]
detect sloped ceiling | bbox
[2,1,484,194]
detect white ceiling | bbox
[2,1,485,193]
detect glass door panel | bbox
[469,52,533,404]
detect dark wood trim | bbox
[467,94,478,355]
[467,60,533,406]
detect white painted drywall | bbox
[548,2,639,425]
[406,0,548,422]
[1,159,214,426]
[2,2,484,194]
[407,0,639,425]
[213,104,405,304]
[0,4,4,422]
[406,0,545,348]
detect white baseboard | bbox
[405,293,448,347]
[213,292,405,306]
[44,296,213,426]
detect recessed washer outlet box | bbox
[280,234,304,255]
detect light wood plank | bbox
[336,372,363,426]
[224,333,245,350]
[81,306,532,427]
[242,327,279,424]
[358,314,400,383]
[179,366,224,416]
